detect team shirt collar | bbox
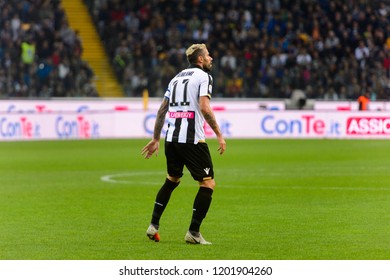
[188,64,206,72]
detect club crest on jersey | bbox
[203,168,210,175]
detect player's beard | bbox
[204,61,212,73]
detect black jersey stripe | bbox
[186,111,195,143]
[172,117,182,142]
[207,74,212,95]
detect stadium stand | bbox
[85,0,390,100]
[1,0,390,100]
[0,0,97,98]
[61,0,124,97]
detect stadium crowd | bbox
[1,0,390,100]
[0,0,97,98]
[87,0,390,100]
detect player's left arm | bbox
[200,96,226,155]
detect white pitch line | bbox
[221,184,390,191]
[100,172,390,191]
[100,171,164,185]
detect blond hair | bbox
[186,43,207,64]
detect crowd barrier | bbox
[1,99,389,141]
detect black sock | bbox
[151,178,179,226]
[189,187,213,233]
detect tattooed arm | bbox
[200,96,226,155]
[153,98,169,140]
[141,98,169,159]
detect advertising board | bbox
[2,109,390,141]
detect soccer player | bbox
[141,43,226,245]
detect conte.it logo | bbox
[0,116,40,138]
[55,115,99,138]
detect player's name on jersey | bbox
[176,71,195,77]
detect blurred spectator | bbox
[290,89,306,109]
[355,40,370,68]
[296,48,312,66]
[323,87,339,101]
[357,90,370,110]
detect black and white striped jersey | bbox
[164,65,213,144]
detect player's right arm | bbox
[153,97,169,140]
[199,95,226,155]
[141,97,169,159]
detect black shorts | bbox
[165,141,214,181]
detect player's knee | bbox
[200,178,215,190]
[167,175,181,183]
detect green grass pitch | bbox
[1,139,390,260]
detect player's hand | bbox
[141,139,159,159]
[217,137,226,155]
